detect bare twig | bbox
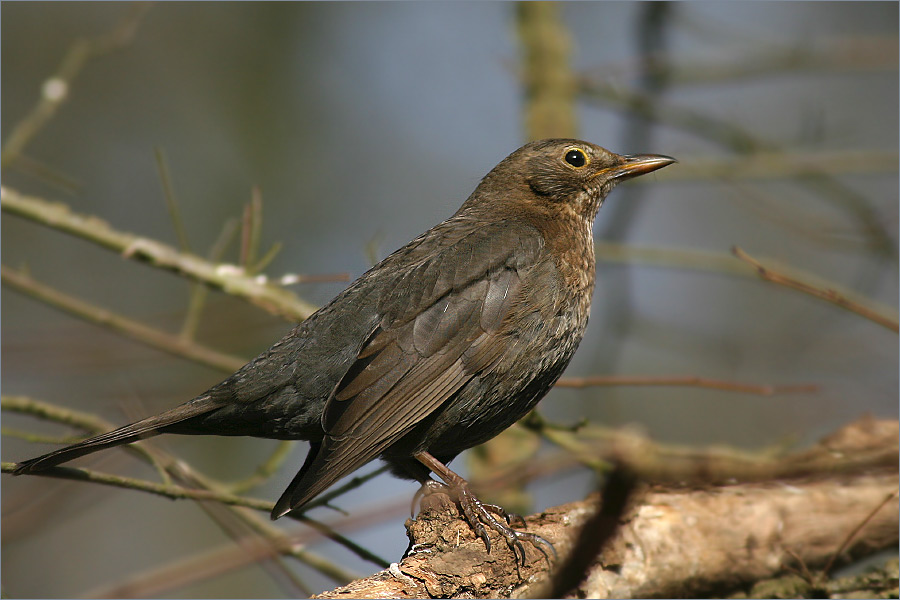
[2,458,387,569]
[240,186,264,271]
[3,394,391,571]
[154,147,191,252]
[2,394,116,435]
[2,264,248,373]
[556,374,816,395]
[733,246,899,332]
[87,540,311,599]
[1,186,319,321]
[822,491,897,577]
[181,215,241,341]
[227,440,296,494]
[1,3,152,167]
[582,38,899,87]
[519,412,898,483]
[579,79,897,259]
[594,241,765,276]
[87,491,418,598]
[2,461,272,509]
[593,242,898,323]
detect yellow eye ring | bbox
[563,147,588,169]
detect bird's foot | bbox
[451,480,555,566]
[415,478,555,566]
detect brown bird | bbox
[14,139,674,562]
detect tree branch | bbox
[733,246,899,332]
[2,265,248,372]
[313,416,899,599]
[1,185,319,321]
[555,374,816,395]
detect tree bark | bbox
[314,416,898,599]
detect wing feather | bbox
[273,220,546,515]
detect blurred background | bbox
[2,2,897,597]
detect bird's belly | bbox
[397,303,586,460]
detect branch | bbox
[1,186,319,321]
[578,79,897,259]
[555,374,816,395]
[582,38,899,88]
[314,416,898,599]
[594,241,898,321]
[733,246,899,332]
[2,265,248,373]
[2,395,390,572]
[1,3,152,166]
[2,461,275,509]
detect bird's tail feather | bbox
[12,395,223,475]
[270,440,323,519]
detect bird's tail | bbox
[12,395,224,475]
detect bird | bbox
[13,139,674,562]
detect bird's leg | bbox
[412,479,523,525]
[413,451,555,566]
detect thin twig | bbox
[593,242,898,322]
[1,3,152,166]
[173,477,334,596]
[822,491,897,576]
[85,533,359,599]
[180,216,241,341]
[240,186,264,272]
[2,264,248,373]
[579,79,897,259]
[301,465,391,513]
[582,38,899,87]
[1,186,318,321]
[3,394,391,569]
[2,457,390,570]
[154,147,191,252]
[733,246,899,332]
[595,241,763,276]
[4,394,120,436]
[2,394,172,483]
[555,374,816,395]
[1,428,85,446]
[2,461,272,509]
[87,539,311,599]
[519,412,899,484]
[87,491,420,598]
[227,440,296,494]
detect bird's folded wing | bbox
[272,220,542,514]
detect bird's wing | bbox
[272,219,544,517]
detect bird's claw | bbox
[453,480,553,566]
[480,502,527,528]
[413,477,554,565]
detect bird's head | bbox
[467,139,675,223]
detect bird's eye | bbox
[564,148,587,168]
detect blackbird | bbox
[14,139,674,561]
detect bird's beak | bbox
[610,153,677,180]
